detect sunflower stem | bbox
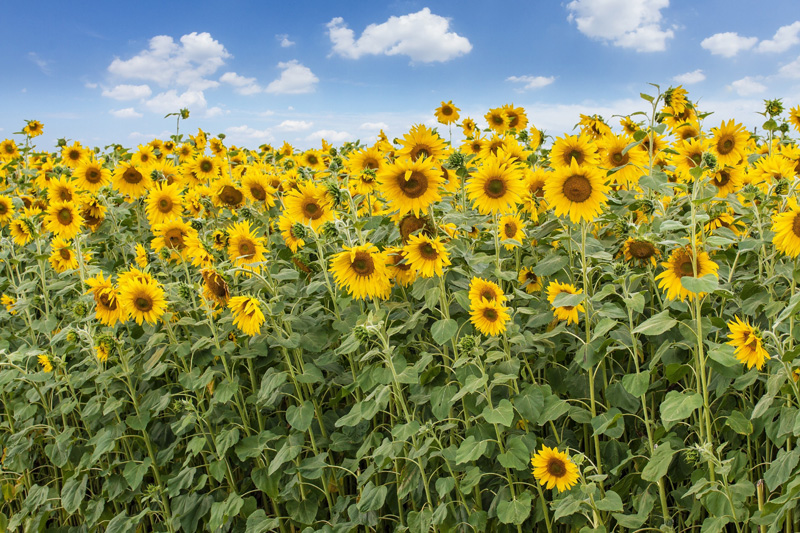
[581,221,603,477]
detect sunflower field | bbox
[2,87,800,532]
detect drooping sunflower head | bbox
[48,237,79,273]
[85,273,123,326]
[726,316,769,370]
[10,218,34,246]
[0,195,14,224]
[228,295,265,336]
[386,246,416,287]
[518,267,543,294]
[201,268,230,306]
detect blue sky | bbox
[2,0,800,150]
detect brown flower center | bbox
[67,150,81,161]
[410,147,430,161]
[562,175,592,202]
[219,185,243,206]
[123,167,143,184]
[718,137,734,155]
[504,222,517,238]
[420,243,438,260]
[484,177,507,199]
[135,297,152,312]
[611,152,628,166]
[164,228,186,250]
[302,199,323,220]
[199,160,213,173]
[85,168,102,183]
[250,185,267,201]
[398,171,429,199]
[306,154,319,166]
[238,239,255,259]
[566,149,584,165]
[0,203,7,215]
[712,171,731,188]
[441,106,453,116]
[792,213,800,238]
[481,290,495,301]
[678,258,695,276]
[547,457,567,477]
[157,197,173,213]
[483,308,498,322]
[628,241,655,260]
[351,251,376,276]
[59,249,71,260]
[98,292,117,310]
[57,207,73,225]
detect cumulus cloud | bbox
[276,120,313,131]
[102,84,153,100]
[757,21,800,53]
[565,0,673,52]
[277,34,295,47]
[506,75,555,91]
[84,82,98,89]
[144,89,207,114]
[672,69,706,84]
[204,107,226,118]
[108,32,230,90]
[327,8,472,63]
[109,108,143,119]
[265,60,318,94]
[780,55,800,78]
[306,129,351,143]
[225,125,273,144]
[360,122,390,131]
[219,72,262,95]
[701,32,758,57]
[728,76,767,96]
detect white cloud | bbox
[701,32,757,57]
[780,55,800,78]
[108,32,230,91]
[672,69,706,84]
[728,76,767,96]
[265,60,318,94]
[204,106,226,118]
[129,130,172,140]
[277,34,295,47]
[306,129,351,143]
[327,8,472,63]
[109,108,143,119]
[757,21,800,53]
[276,120,313,131]
[144,89,207,114]
[360,122,390,130]
[506,75,555,90]
[28,52,51,74]
[565,0,673,52]
[225,125,273,144]
[102,84,153,100]
[84,82,98,89]
[258,110,276,117]
[219,72,262,95]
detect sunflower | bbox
[73,159,111,192]
[466,156,525,215]
[212,177,246,209]
[620,116,640,136]
[469,277,506,305]
[789,106,800,134]
[347,145,386,178]
[498,213,525,250]
[0,139,20,162]
[297,149,327,171]
[578,114,611,140]
[151,219,198,260]
[113,161,152,199]
[477,135,506,160]
[45,200,83,240]
[547,281,584,324]
[118,277,167,325]
[549,134,599,170]
[277,215,305,252]
[518,267,543,294]
[330,243,392,300]
[135,243,149,268]
[10,219,34,246]
[1,294,16,315]
[672,137,711,175]
[544,159,609,224]
[655,246,719,301]
[227,220,267,269]
[48,237,79,273]
[378,157,443,216]
[484,107,508,134]
[85,273,123,326]
[752,154,795,189]
[772,208,800,257]
[709,165,744,197]
[23,120,44,138]
[461,136,485,156]
[61,142,89,169]
[152,158,180,184]
[38,354,53,373]
[598,134,648,188]
[502,104,528,131]
[190,155,221,183]
[0,195,14,225]
[386,246,416,287]
[710,120,750,167]
[470,297,511,336]
[461,117,477,138]
[435,100,461,125]
[622,238,659,267]
[145,181,184,225]
[241,173,276,207]
[201,268,230,306]
[283,182,334,230]
[47,176,78,203]
[727,316,769,370]
[228,296,265,336]
[531,446,580,492]
[403,234,451,278]
[521,168,549,216]
[95,344,110,363]
[131,144,157,169]
[397,124,448,163]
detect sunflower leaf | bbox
[633,310,676,336]
[431,319,458,345]
[680,274,718,294]
[641,442,675,482]
[552,292,585,308]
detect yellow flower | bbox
[470,297,510,336]
[112,161,152,199]
[283,182,335,231]
[498,213,525,250]
[145,181,184,225]
[386,246,417,287]
[549,134,599,170]
[518,267,543,294]
[726,316,769,370]
[45,200,83,240]
[10,219,34,246]
[38,354,53,373]
[48,237,79,273]
[403,234,450,278]
[135,243,149,268]
[226,220,268,270]
[531,446,580,492]
[73,159,111,193]
[1,294,16,315]
[622,238,659,267]
[61,142,89,169]
[710,119,750,167]
[85,273,123,326]
[151,219,198,261]
[201,268,230,306]
[655,246,719,301]
[0,195,14,225]
[95,344,109,363]
[329,244,392,300]
[543,159,609,224]
[396,124,448,163]
[469,277,506,305]
[546,281,584,325]
[466,156,525,215]
[435,100,460,125]
[23,120,44,138]
[378,157,443,217]
[773,208,800,258]
[228,296,265,336]
[118,277,167,325]
[0,139,20,161]
[597,134,648,188]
